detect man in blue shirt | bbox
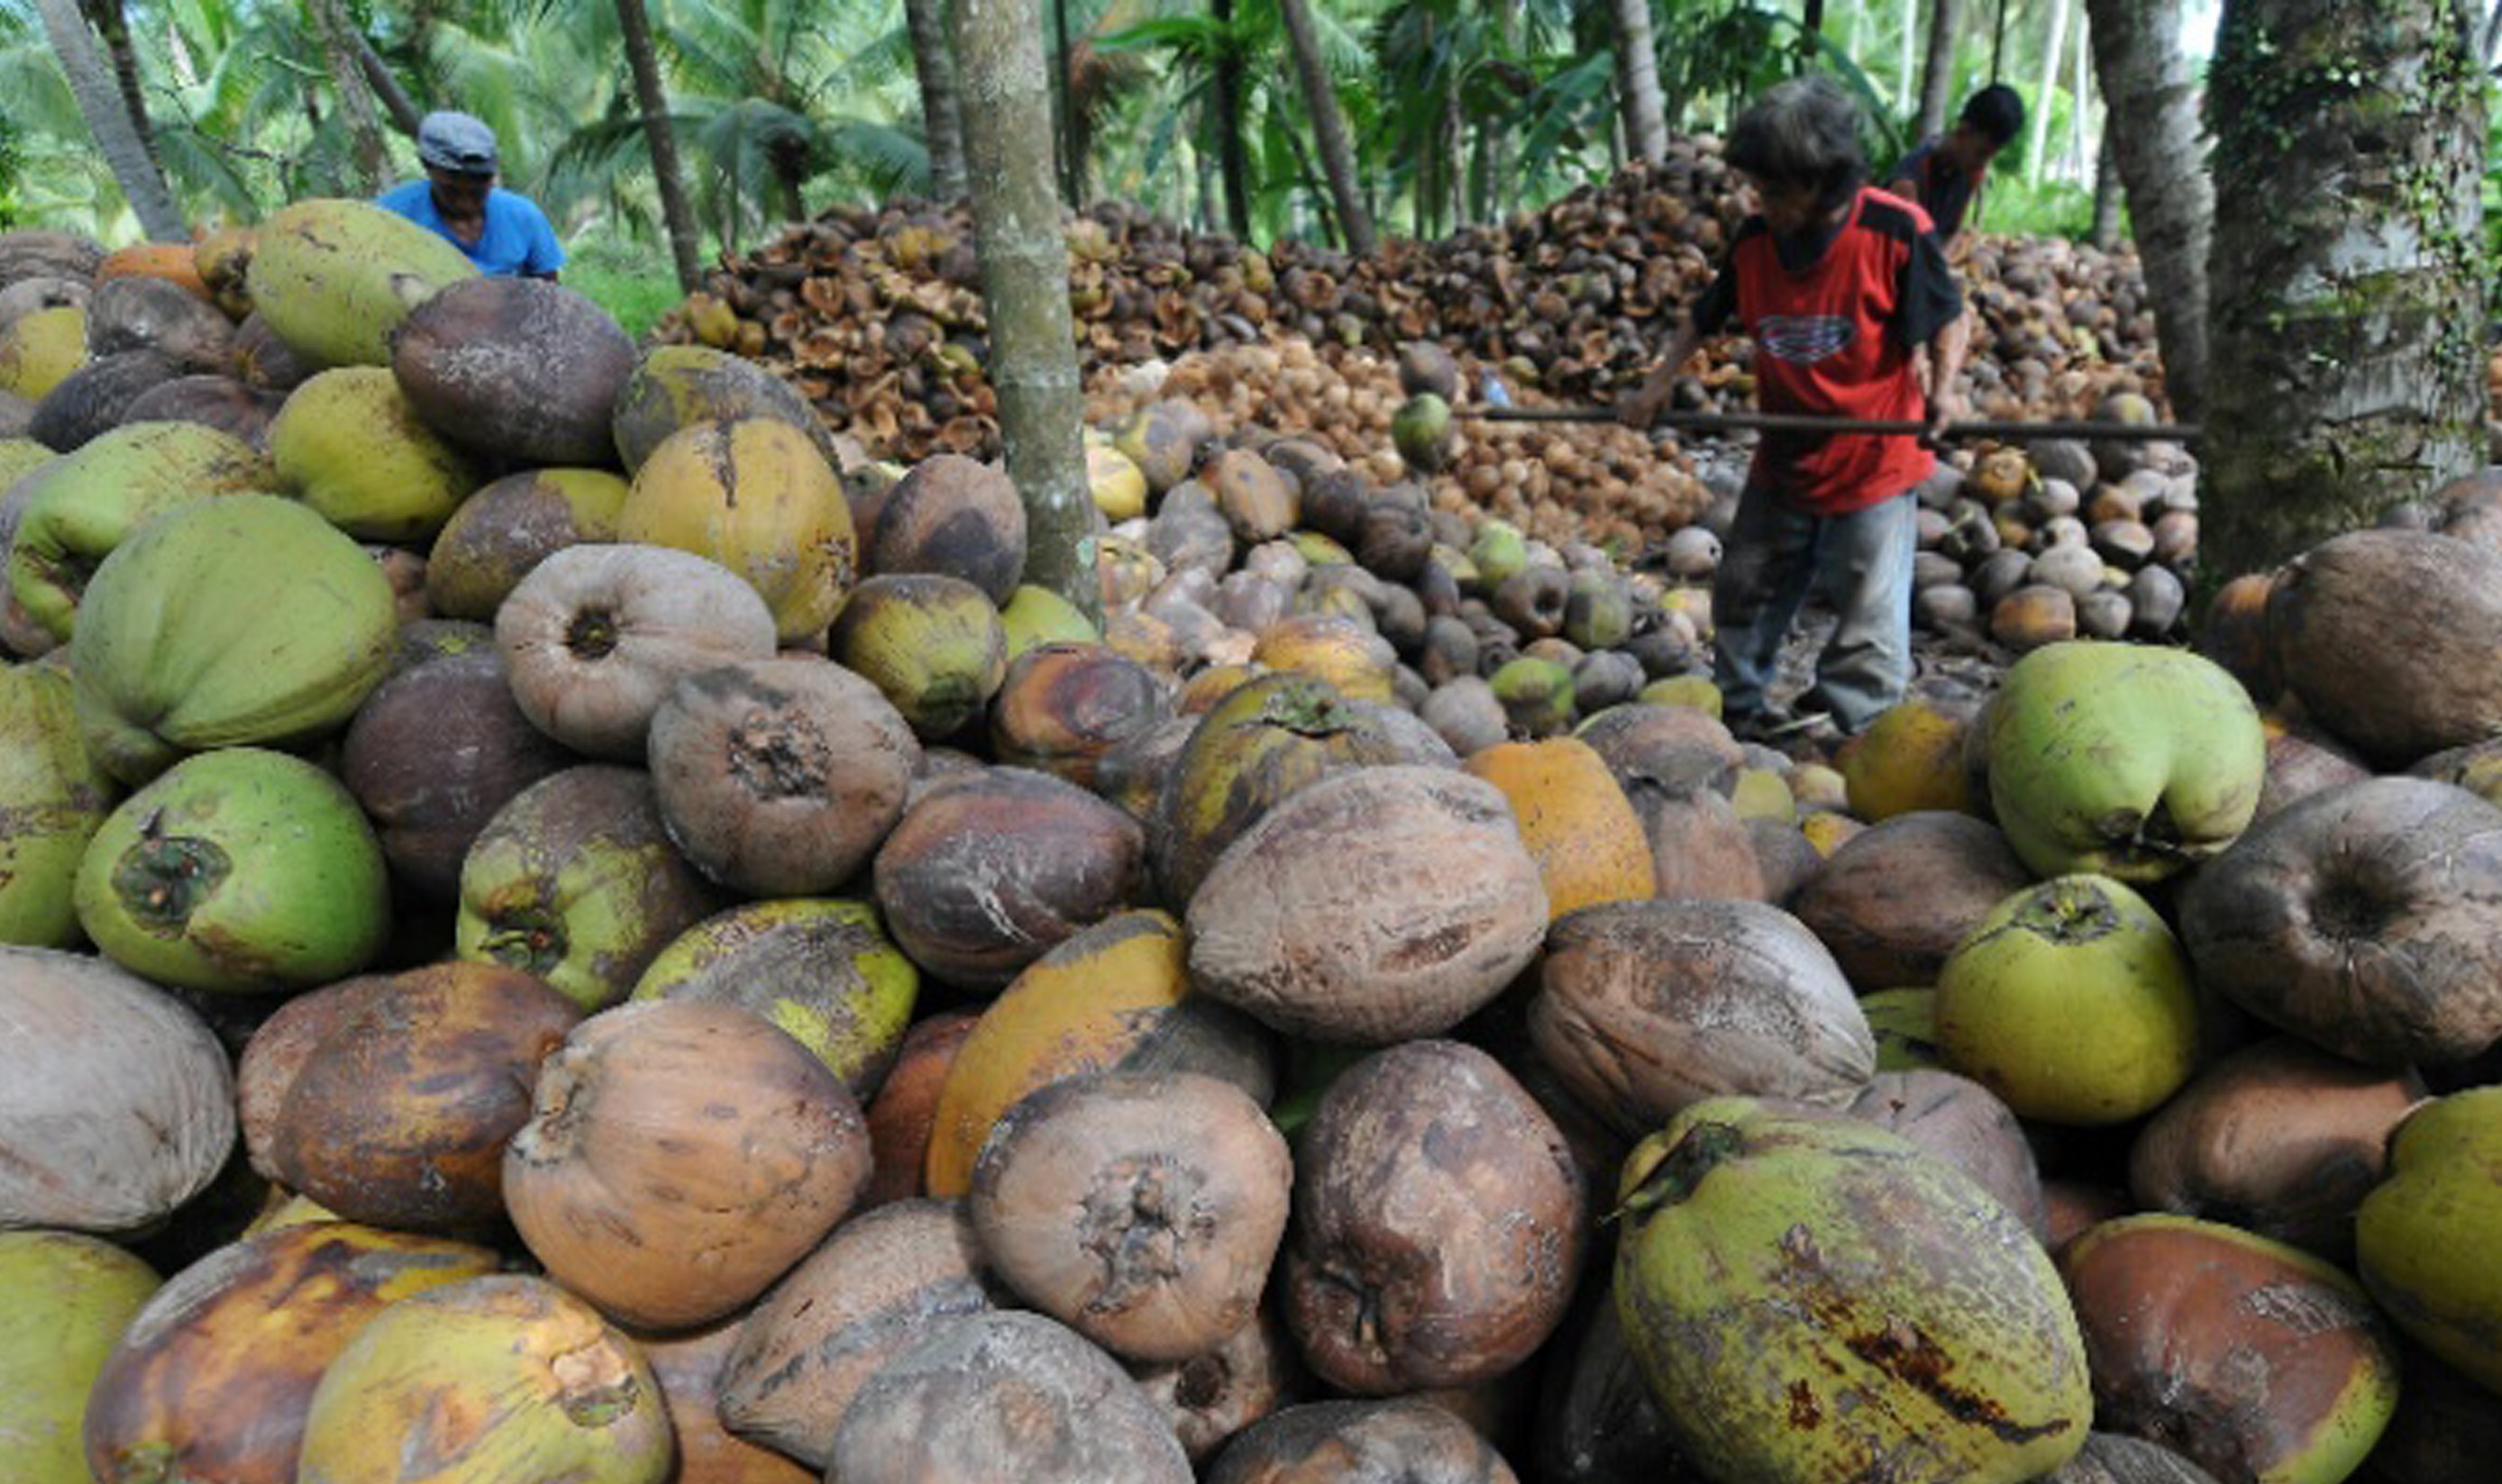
[378,112,565,280]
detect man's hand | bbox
[1923,389,1966,449]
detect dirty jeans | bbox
[1711,486,1917,735]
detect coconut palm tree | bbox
[29,0,183,237]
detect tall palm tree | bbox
[902,0,965,197]
[31,0,182,237]
[615,0,703,288]
[309,0,389,194]
[1276,0,1372,253]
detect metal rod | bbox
[1469,405,2200,442]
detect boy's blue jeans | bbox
[1711,486,1918,735]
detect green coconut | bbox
[999,583,1102,661]
[1614,1097,2093,1484]
[1392,393,1455,474]
[69,494,397,784]
[0,660,119,947]
[0,1231,161,1484]
[0,305,87,400]
[630,898,919,1101]
[827,573,1009,741]
[243,197,479,368]
[5,420,274,642]
[75,746,390,993]
[294,1275,672,1484]
[269,367,482,542]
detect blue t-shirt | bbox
[376,181,566,278]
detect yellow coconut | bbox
[622,416,858,643]
[1463,737,1656,919]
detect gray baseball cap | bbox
[416,111,498,176]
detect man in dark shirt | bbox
[1621,76,1968,744]
[1886,84,2025,249]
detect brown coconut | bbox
[391,276,638,466]
[233,974,395,1182]
[342,647,576,900]
[2269,530,2502,765]
[1285,1040,1584,1395]
[2181,777,2502,1066]
[29,349,179,451]
[502,998,872,1329]
[1819,1070,2048,1237]
[258,962,581,1231]
[1210,1398,1521,1484]
[862,1011,980,1207]
[1185,766,1548,1043]
[85,274,234,370]
[989,642,1172,788]
[646,655,921,896]
[2256,717,2375,823]
[639,1316,817,1484]
[868,452,1028,604]
[2127,1036,2424,1261]
[872,767,1146,990]
[1790,811,2034,991]
[826,1310,1194,1484]
[970,1071,1291,1363]
[1130,1306,1307,1465]
[1530,899,1875,1138]
[424,467,630,621]
[717,1197,1001,1469]
[120,375,284,448]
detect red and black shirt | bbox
[1693,186,1963,516]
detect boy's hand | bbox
[1923,391,1966,449]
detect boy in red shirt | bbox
[1621,75,1968,743]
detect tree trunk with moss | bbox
[33,0,182,240]
[309,0,389,196]
[1608,0,1668,165]
[1913,0,1964,141]
[2201,0,2486,577]
[954,0,1097,619]
[2089,119,2123,249]
[616,0,705,293]
[1210,0,1252,239]
[904,0,968,199]
[356,33,425,138]
[1279,0,1374,255]
[2084,0,2212,422]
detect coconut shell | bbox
[259,962,581,1232]
[2127,1037,2421,1261]
[2269,530,2502,765]
[719,1198,1002,1469]
[1130,1305,1307,1465]
[2059,1215,2400,1484]
[991,642,1171,788]
[2043,1434,2223,1484]
[2256,718,2374,823]
[503,999,872,1329]
[866,452,1028,603]
[872,767,1146,990]
[970,1071,1291,1362]
[1285,1040,1584,1394]
[1818,1070,2048,1237]
[82,1224,499,1484]
[0,945,235,1232]
[1791,811,2034,991]
[641,1315,817,1484]
[233,973,394,1182]
[1530,899,1874,1137]
[1187,766,1548,1044]
[647,655,920,897]
[2181,778,2502,1066]
[85,275,234,370]
[1210,1398,1521,1484]
[390,276,638,465]
[863,1011,979,1206]
[231,311,315,392]
[29,349,179,451]
[342,648,575,900]
[120,375,284,448]
[826,1310,1194,1484]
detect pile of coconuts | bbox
[651,135,2172,467]
[5,198,2502,1484]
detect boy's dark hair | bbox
[1727,76,1869,213]
[1959,84,2026,147]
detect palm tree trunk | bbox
[1914,0,1965,141]
[1277,0,1376,255]
[308,0,389,196]
[953,0,1095,618]
[2089,117,2122,248]
[1050,0,1081,205]
[78,0,157,169]
[356,32,425,139]
[616,0,705,292]
[2025,0,2070,185]
[1608,0,1669,165]
[2082,0,2212,421]
[33,0,184,241]
[1896,0,1919,113]
[1209,0,1251,240]
[904,0,968,199]
[2201,0,2485,575]
[1441,66,1466,230]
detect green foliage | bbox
[562,231,683,339]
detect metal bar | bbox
[1469,405,2200,442]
